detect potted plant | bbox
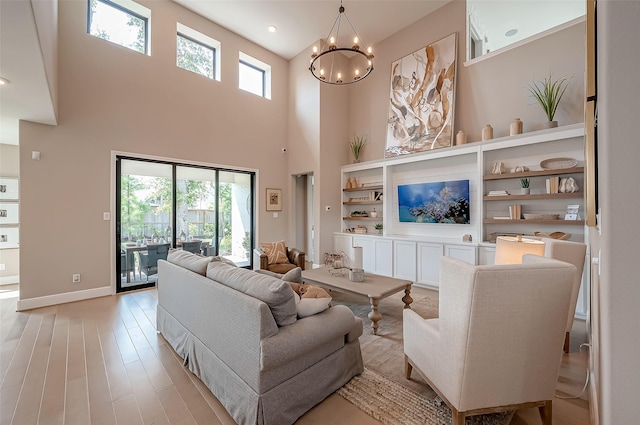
[348,135,368,163]
[527,73,572,128]
[520,178,530,194]
[374,223,383,234]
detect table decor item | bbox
[348,134,368,163]
[482,124,493,141]
[527,73,572,128]
[540,157,578,170]
[510,118,524,135]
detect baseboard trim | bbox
[16,286,113,311]
[0,275,19,285]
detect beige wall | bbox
[0,144,19,283]
[19,0,290,300]
[347,1,585,161]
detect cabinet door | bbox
[333,234,353,258]
[394,240,416,281]
[353,236,375,273]
[373,239,393,277]
[446,244,477,265]
[417,242,443,288]
[478,246,496,265]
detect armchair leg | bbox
[404,356,413,379]
[563,331,570,353]
[538,400,553,425]
[451,407,465,425]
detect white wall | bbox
[593,1,640,423]
[19,0,290,301]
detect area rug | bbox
[338,368,514,425]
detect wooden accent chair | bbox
[540,238,587,353]
[403,255,576,425]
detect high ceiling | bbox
[171,1,451,60]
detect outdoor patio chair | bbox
[137,243,170,281]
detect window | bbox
[88,0,150,54]
[176,23,221,81]
[239,52,271,99]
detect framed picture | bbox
[0,227,19,249]
[0,203,19,225]
[385,33,458,157]
[266,188,282,211]
[0,178,19,200]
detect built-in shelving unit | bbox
[483,167,584,180]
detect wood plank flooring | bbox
[0,285,590,425]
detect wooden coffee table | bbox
[301,267,413,335]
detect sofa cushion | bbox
[207,261,297,327]
[210,255,238,267]
[260,240,289,264]
[255,267,302,284]
[167,248,212,275]
[293,292,332,318]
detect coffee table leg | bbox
[402,285,413,309]
[368,297,382,335]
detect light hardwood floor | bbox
[0,285,590,425]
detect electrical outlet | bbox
[72,274,81,283]
[0,263,5,271]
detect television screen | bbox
[398,180,470,224]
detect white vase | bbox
[520,188,530,195]
[543,121,558,129]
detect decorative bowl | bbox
[540,157,578,170]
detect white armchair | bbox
[540,238,587,353]
[403,255,576,425]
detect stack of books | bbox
[487,190,509,196]
[509,204,522,220]
[546,177,560,194]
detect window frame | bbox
[238,52,272,99]
[176,23,221,81]
[87,0,150,55]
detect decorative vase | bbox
[543,121,558,129]
[455,130,467,145]
[510,118,523,136]
[482,125,493,141]
[370,208,378,218]
[179,230,186,241]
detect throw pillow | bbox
[281,267,302,283]
[287,283,332,318]
[167,248,212,276]
[210,256,238,267]
[260,240,289,265]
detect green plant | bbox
[527,73,572,122]
[348,135,368,162]
[374,223,383,231]
[520,178,530,188]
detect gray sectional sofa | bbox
[156,250,364,425]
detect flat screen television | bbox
[398,180,470,224]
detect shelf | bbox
[483,219,585,225]
[343,217,383,221]
[343,200,383,205]
[484,193,583,201]
[483,167,584,181]
[343,185,383,192]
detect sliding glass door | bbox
[116,157,255,292]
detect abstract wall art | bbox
[385,33,458,157]
[398,180,470,224]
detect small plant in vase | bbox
[527,73,572,128]
[520,178,530,194]
[374,223,383,234]
[348,135,368,163]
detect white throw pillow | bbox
[293,292,332,318]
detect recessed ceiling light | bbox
[268,25,277,33]
[505,28,518,37]
[0,77,9,85]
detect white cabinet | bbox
[333,234,353,258]
[478,246,496,265]
[417,242,443,288]
[393,240,417,281]
[353,236,393,277]
[445,244,476,264]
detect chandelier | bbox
[309,2,374,85]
